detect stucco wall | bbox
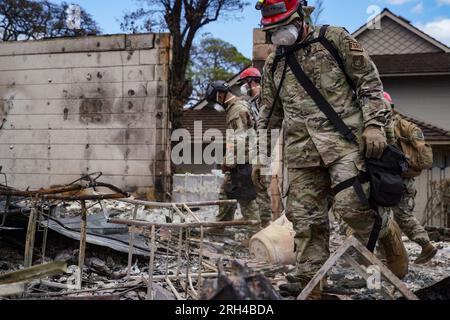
[382,75,450,131]
[0,33,171,199]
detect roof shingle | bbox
[372,53,450,75]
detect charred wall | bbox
[0,33,172,200]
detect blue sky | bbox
[54,0,450,58]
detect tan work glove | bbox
[362,126,388,159]
[251,166,266,191]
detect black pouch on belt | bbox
[225,164,257,201]
[334,145,409,252]
[365,144,409,208]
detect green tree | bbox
[188,36,251,104]
[120,0,249,128]
[0,0,100,41]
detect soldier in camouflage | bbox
[253,0,396,295]
[238,68,274,228]
[205,81,260,225]
[383,92,438,264]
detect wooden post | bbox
[127,205,139,279]
[182,204,204,293]
[146,225,156,300]
[24,201,39,268]
[77,200,88,290]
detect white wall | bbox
[0,34,171,197]
[382,75,450,131]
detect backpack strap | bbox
[265,58,288,128]
[270,26,357,94]
[271,46,285,78]
[318,25,357,93]
[286,52,357,143]
[333,171,382,253]
[266,25,358,131]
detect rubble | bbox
[310,223,450,300]
[201,261,282,300]
[0,175,260,300]
[414,277,450,300]
[0,261,67,286]
[0,175,449,300]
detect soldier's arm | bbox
[226,105,253,166]
[256,57,285,166]
[328,27,386,128]
[258,55,284,131]
[384,101,396,144]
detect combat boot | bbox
[378,219,409,279]
[415,242,438,265]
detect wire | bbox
[67,172,103,186]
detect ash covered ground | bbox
[1,200,448,300]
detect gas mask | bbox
[240,83,261,99]
[213,104,226,112]
[240,84,250,96]
[213,92,233,113]
[271,23,299,46]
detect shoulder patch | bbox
[349,41,363,52]
[352,55,365,69]
[415,130,425,140]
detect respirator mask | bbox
[240,82,261,98]
[213,92,229,112]
[271,24,299,46]
[240,83,250,96]
[213,104,226,112]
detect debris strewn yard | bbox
[1,186,449,300]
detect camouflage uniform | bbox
[218,174,260,221]
[258,24,388,280]
[392,179,430,246]
[249,98,274,224]
[218,98,260,222]
[255,174,273,224]
[384,107,431,247]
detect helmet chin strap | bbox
[217,91,235,108]
[224,95,236,105]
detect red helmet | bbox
[383,92,393,104]
[240,68,262,81]
[258,0,302,28]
